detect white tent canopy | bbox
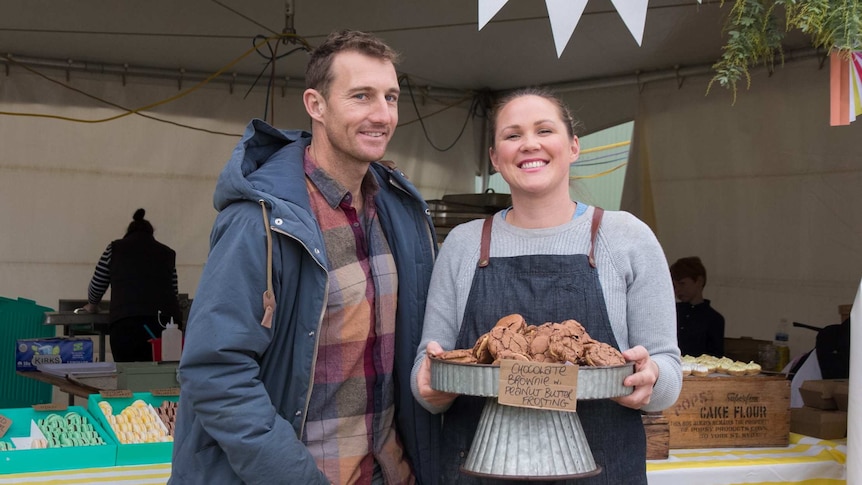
[1,0,859,361]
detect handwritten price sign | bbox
[498,360,579,412]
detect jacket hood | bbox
[214,118,313,212]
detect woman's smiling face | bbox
[489,95,579,197]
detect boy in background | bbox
[671,256,725,357]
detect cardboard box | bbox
[832,381,849,412]
[0,406,117,473]
[15,337,93,371]
[88,392,178,465]
[790,406,847,439]
[798,379,848,410]
[662,374,790,448]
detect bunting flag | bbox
[830,51,862,126]
[609,0,649,46]
[546,0,589,58]
[478,0,509,30]
[477,0,650,57]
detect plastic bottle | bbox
[161,318,183,362]
[773,318,790,372]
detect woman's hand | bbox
[416,341,459,409]
[613,345,658,409]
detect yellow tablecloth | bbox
[647,433,847,485]
[0,434,845,484]
[0,463,171,484]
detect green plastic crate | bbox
[0,297,56,407]
[0,405,117,473]
[88,392,178,465]
[116,362,179,392]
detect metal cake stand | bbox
[430,358,634,481]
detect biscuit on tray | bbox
[452,313,628,367]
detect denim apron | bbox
[439,208,647,485]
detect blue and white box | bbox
[16,337,94,371]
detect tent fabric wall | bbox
[621,115,658,230]
[0,70,477,313]
[560,83,641,137]
[2,54,859,364]
[626,57,862,359]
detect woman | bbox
[411,87,681,484]
[83,208,181,362]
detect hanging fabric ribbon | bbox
[830,50,862,126]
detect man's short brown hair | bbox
[670,256,707,285]
[305,30,400,98]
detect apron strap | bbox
[478,216,493,268]
[480,207,604,268]
[588,207,604,268]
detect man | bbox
[170,30,440,484]
[670,256,725,357]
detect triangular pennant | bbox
[610,0,649,46]
[545,0,588,58]
[478,0,510,31]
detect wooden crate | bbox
[642,412,669,459]
[662,374,790,448]
[723,337,770,364]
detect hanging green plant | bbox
[709,0,862,101]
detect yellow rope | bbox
[569,140,631,179]
[570,161,628,180]
[580,140,630,155]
